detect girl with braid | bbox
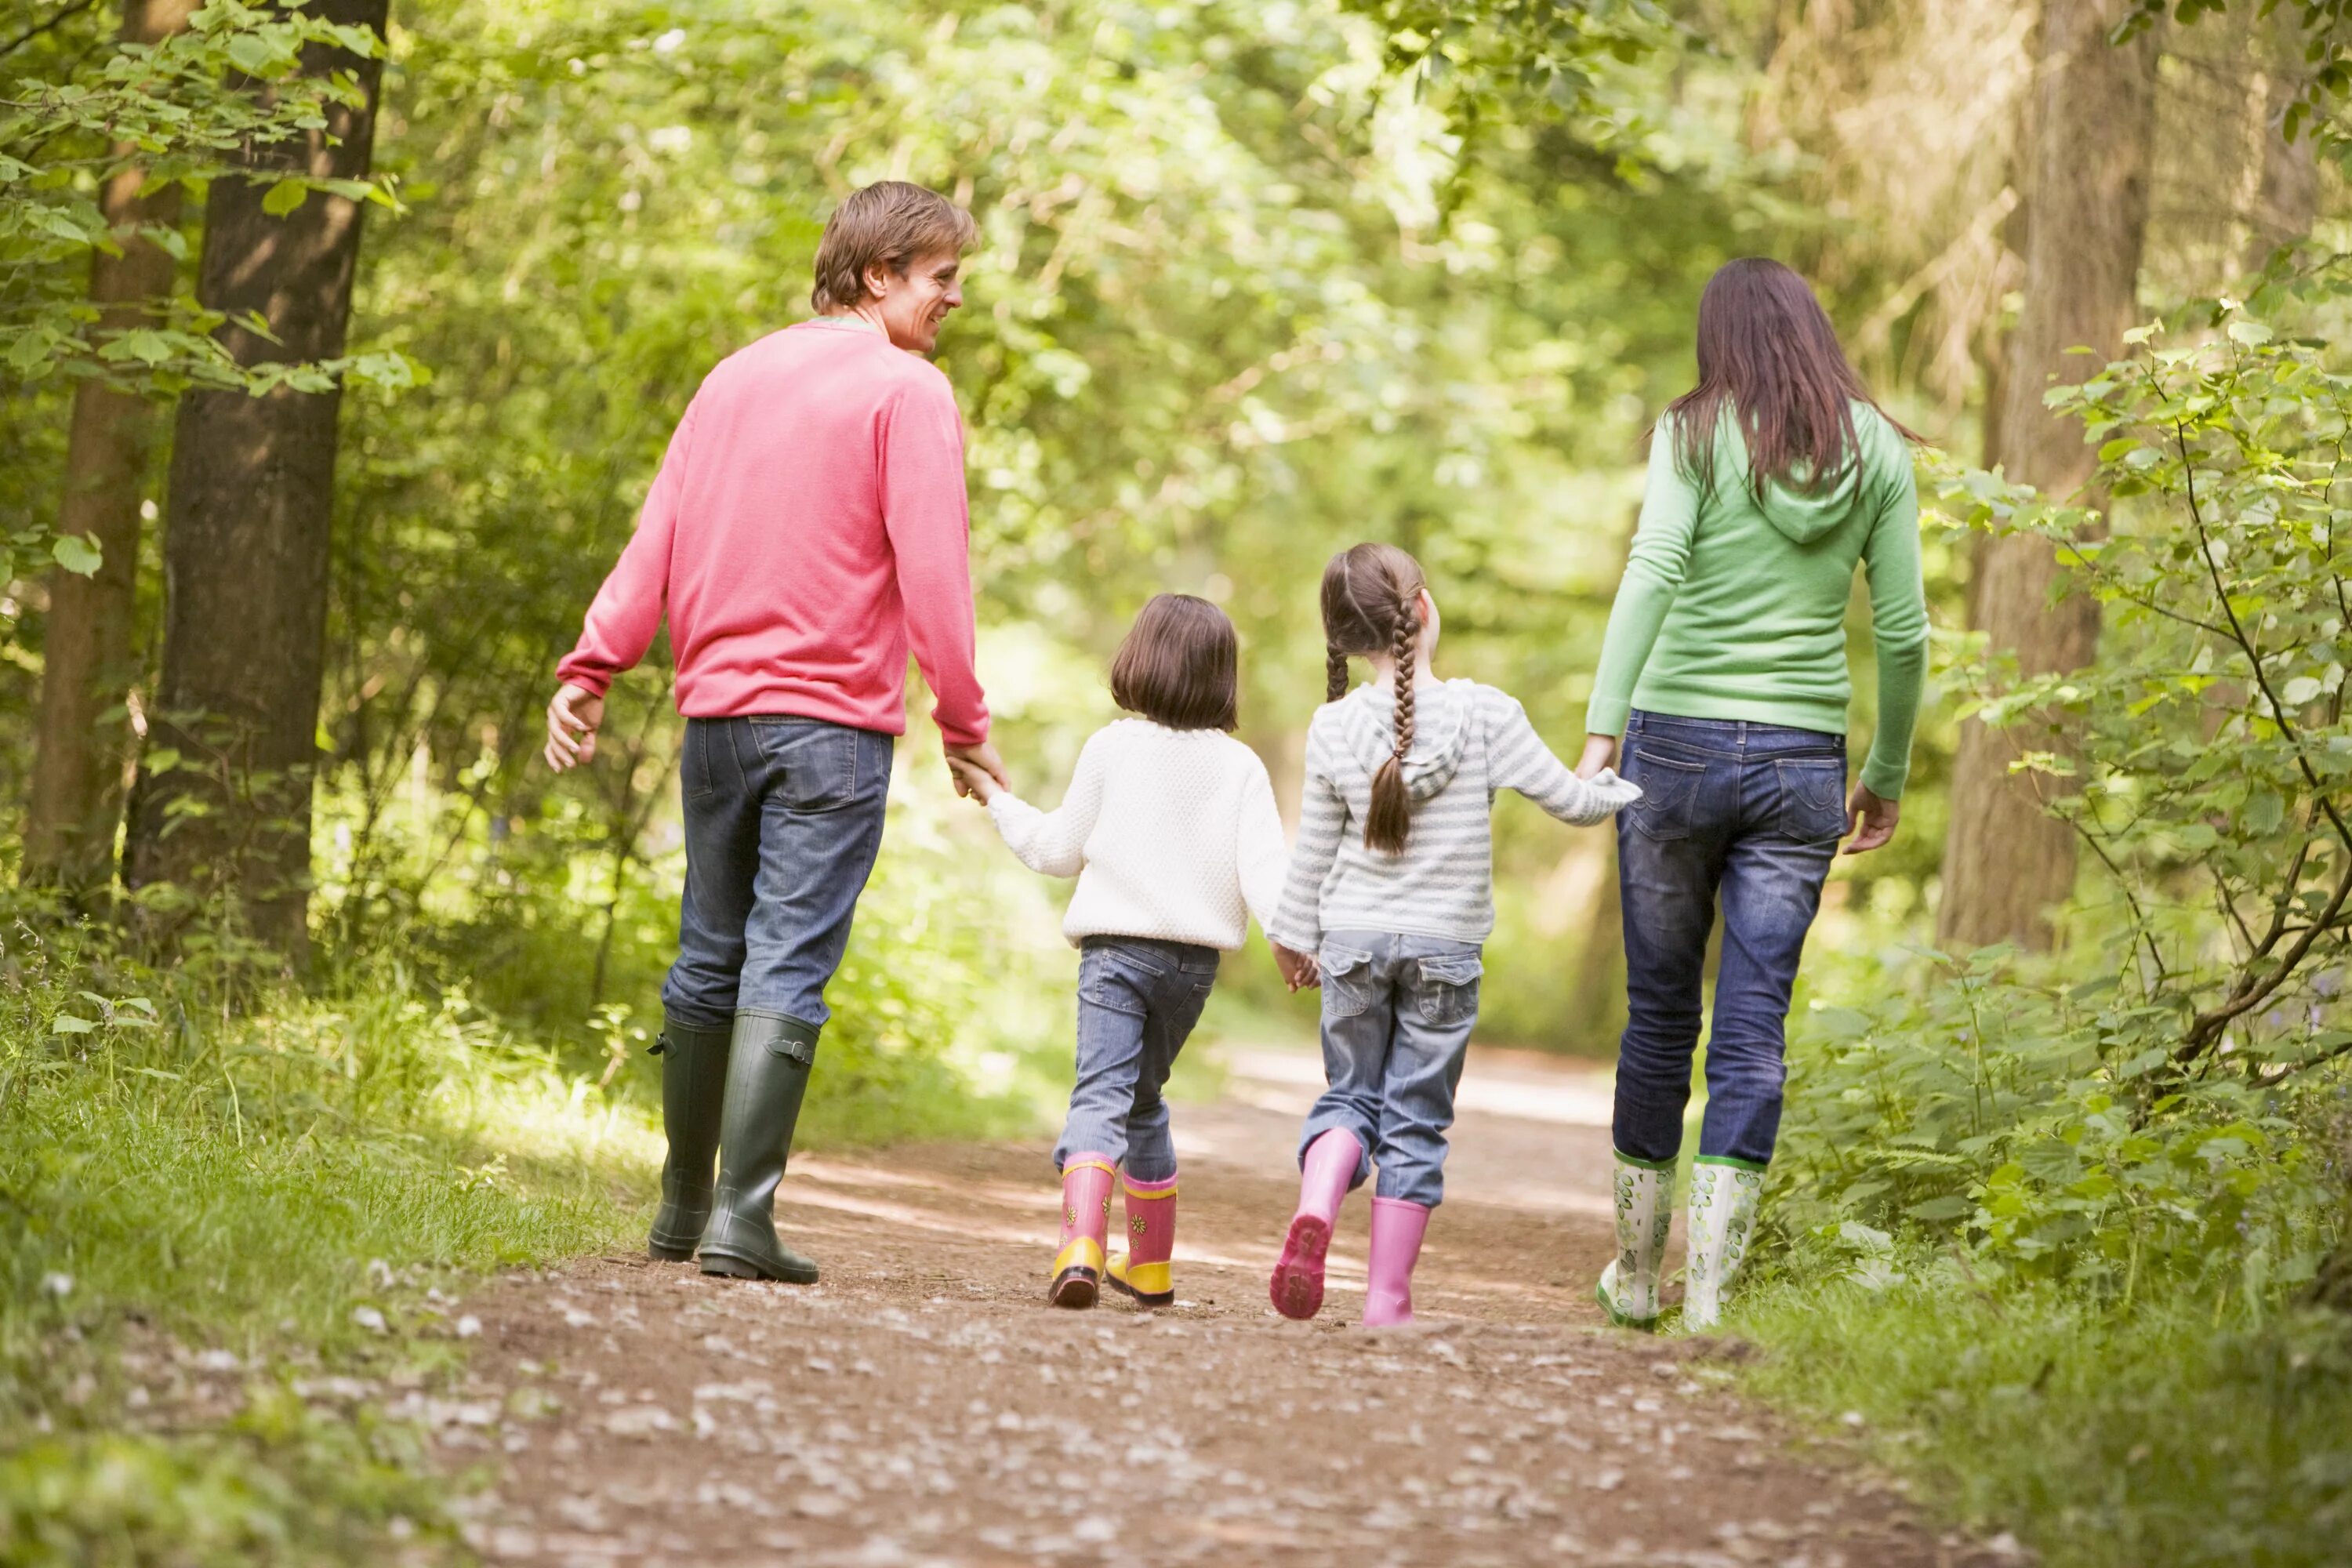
[1265,543,1640,1325]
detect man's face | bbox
[866,250,964,355]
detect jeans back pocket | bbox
[1319,942,1377,1020]
[1627,747,1706,841]
[1414,953,1483,1028]
[1774,757,1849,845]
[753,719,862,813]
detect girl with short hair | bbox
[953,593,1287,1308]
[1265,543,1639,1326]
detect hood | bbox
[1336,679,1474,801]
[1755,460,1865,543]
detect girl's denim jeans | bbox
[1298,928,1484,1207]
[1612,709,1844,1169]
[1055,936,1220,1181]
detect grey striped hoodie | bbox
[1269,679,1640,950]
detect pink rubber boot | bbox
[1362,1196,1431,1327]
[1050,1155,1116,1309]
[1270,1129,1362,1320]
[1106,1171,1178,1308]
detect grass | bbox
[1733,1261,2352,1568]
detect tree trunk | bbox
[23,0,199,900]
[1938,0,2158,953]
[121,0,391,957]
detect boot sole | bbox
[1595,1279,1660,1333]
[1049,1266,1099,1308]
[1269,1214,1330,1320]
[1103,1271,1175,1309]
[647,1240,698,1263]
[699,1250,819,1285]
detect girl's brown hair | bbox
[1109,593,1239,731]
[1319,543,1427,854]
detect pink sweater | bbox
[556,321,989,747]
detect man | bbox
[544,181,1007,1283]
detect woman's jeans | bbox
[1056,937,1220,1181]
[661,717,895,1034]
[1299,929,1484,1207]
[1613,710,1844,1169]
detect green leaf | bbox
[49,532,102,575]
[51,1015,96,1036]
[261,179,310,217]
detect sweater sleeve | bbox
[879,372,990,749]
[556,398,699,696]
[1584,419,1701,738]
[1269,722,1345,953]
[985,730,1109,878]
[1233,752,1289,935]
[1858,442,1929,800]
[1485,691,1643,827]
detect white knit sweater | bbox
[986,720,1289,949]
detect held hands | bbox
[1270,940,1319,993]
[543,683,604,772]
[1844,782,1899,855]
[1573,733,1619,779]
[946,754,1002,804]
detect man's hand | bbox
[944,739,1010,800]
[544,683,605,773]
[946,756,1000,804]
[1271,941,1319,993]
[1845,783,1900,855]
[1574,732,1619,780]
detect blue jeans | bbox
[1613,710,1844,1169]
[1055,937,1219,1181]
[661,717,895,1033]
[1299,929,1483,1208]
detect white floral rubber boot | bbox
[1595,1151,1675,1330]
[1681,1156,1765,1331]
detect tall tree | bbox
[122,0,391,955]
[1939,0,2159,951]
[23,0,198,899]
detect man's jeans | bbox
[1299,929,1484,1208]
[661,717,895,1033]
[1055,937,1220,1181]
[1613,710,1844,1169]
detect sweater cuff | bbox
[554,660,614,699]
[1583,695,1630,739]
[1858,754,1909,801]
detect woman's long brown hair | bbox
[1666,257,1918,499]
[1319,543,1428,854]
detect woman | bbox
[1575,257,1926,1330]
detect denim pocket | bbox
[1077,949,1150,1014]
[1414,953,1483,1027]
[1775,757,1849,845]
[1627,748,1705,841]
[753,720,861,812]
[1319,943,1376,1020]
[681,723,717,801]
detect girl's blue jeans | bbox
[1611,710,1845,1169]
[1298,928,1483,1207]
[1055,936,1219,1181]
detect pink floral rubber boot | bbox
[1106,1171,1178,1308]
[1050,1155,1116,1308]
[1361,1196,1431,1327]
[1270,1129,1362,1320]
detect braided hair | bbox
[1318,543,1430,854]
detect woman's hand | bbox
[1844,783,1899,855]
[1271,941,1319,992]
[1574,733,1619,780]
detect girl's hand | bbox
[946,757,999,803]
[1271,942,1319,992]
[1574,732,1619,780]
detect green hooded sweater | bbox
[1585,401,1928,800]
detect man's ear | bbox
[862,260,892,300]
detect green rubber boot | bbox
[646,1019,732,1261]
[1682,1156,1765,1331]
[697,1011,822,1284]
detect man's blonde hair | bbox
[810,181,978,314]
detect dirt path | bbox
[441,1044,2000,1568]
